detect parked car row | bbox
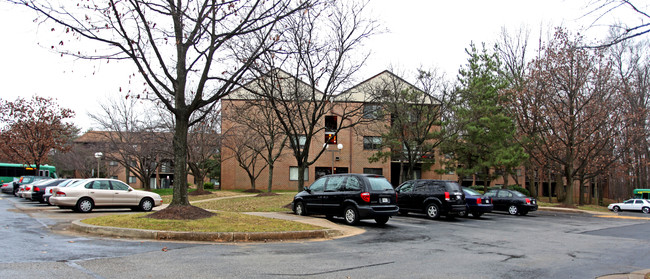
[2,177,163,213]
[292,174,539,226]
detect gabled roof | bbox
[225,69,324,100]
[336,70,432,103]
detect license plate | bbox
[485,200,490,204]
[380,197,390,203]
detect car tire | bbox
[508,205,519,215]
[375,216,389,225]
[75,198,94,213]
[612,206,620,213]
[294,201,308,216]
[139,198,154,212]
[425,203,440,219]
[642,207,649,214]
[343,205,360,225]
[472,212,483,218]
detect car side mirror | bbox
[128,188,133,192]
[304,187,311,193]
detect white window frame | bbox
[289,167,309,181]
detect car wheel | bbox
[139,198,154,212]
[344,206,360,225]
[508,205,519,215]
[642,207,649,214]
[519,210,528,216]
[612,206,620,213]
[294,201,308,216]
[472,212,483,218]
[425,203,440,219]
[75,198,94,213]
[375,216,389,225]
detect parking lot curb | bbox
[71,220,343,242]
[596,269,650,279]
[538,206,615,215]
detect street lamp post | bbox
[94,152,103,178]
[326,143,343,175]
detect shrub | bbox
[204,182,215,190]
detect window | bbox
[109,161,118,166]
[497,191,513,198]
[363,104,382,119]
[128,176,137,184]
[325,176,346,192]
[289,167,309,181]
[398,181,414,193]
[363,136,381,150]
[308,177,325,192]
[325,116,337,132]
[363,168,383,175]
[325,133,337,144]
[346,176,362,191]
[111,180,130,191]
[86,180,110,190]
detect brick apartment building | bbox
[221,70,526,191]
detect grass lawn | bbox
[81,212,321,232]
[196,193,294,212]
[537,201,611,213]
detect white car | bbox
[49,178,163,213]
[608,199,650,214]
[43,179,80,205]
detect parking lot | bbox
[1,194,649,278]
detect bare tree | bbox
[89,97,169,190]
[224,97,287,192]
[9,0,310,213]
[586,0,650,47]
[221,126,267,190]
[242,0,378,191]
[360,69,453,184]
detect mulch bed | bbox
[145,205,216,220]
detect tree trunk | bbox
[267,165,274,193]
[297,164,305,192]
[170,113,190,206]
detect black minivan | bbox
[395,179,465,219]
[292,174,399,225]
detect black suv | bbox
[395,179,465,219]
[292,174,399,225]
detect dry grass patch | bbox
[81,211,320,232]
[196,193,294,212]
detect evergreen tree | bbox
[441,43,527,191]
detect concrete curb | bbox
[538,206,614,215]
[71,220,342,242]
[597,269,650,279]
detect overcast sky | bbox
[0,0,642,131]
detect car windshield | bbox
[463,188,481,195]
[368,177,394,191]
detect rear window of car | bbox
[443,181,462,191]
[463,188,481,195]
[368,177,394,191]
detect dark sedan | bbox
[459,187,493,218]
[483,189,538,216]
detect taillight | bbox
[26,187,31,191]
[395,192,398,203]
[477,197,482,204]
[49,189,53,193]
[34,187,40,192]
[525,198,530,204]
[445,192,450,201]
[360,192,371,203]
[55,191,66,197]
